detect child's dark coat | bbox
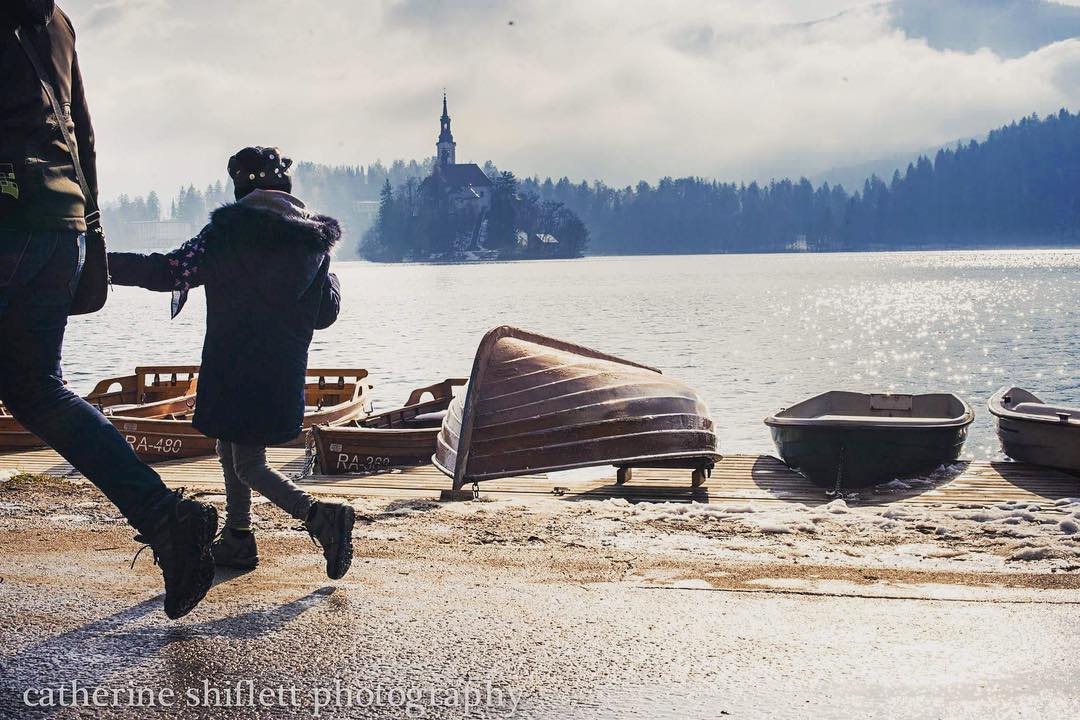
[109,189,342,445]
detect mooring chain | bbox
[828,444,846,498]
[293,433,318,480]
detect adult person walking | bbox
[0,0,217,619]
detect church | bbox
[426,94,493,214]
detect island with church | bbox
[359,95,589,262]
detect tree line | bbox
[103,109,1080,254]
[520,109,1080,253]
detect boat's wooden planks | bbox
[2,448,1074,509]
[0,449,76,477]
[312,418,445,475]
[106,369,372,462]
[436,327,719,487]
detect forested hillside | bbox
[525,109,1080,253]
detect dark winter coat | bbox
[108,190,342,446]
[0,1,98,232]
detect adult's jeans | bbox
[0,228,175,534]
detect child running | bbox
[109,146,355,579]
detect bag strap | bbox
[13,26,99,225]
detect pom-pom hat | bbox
[227,146,293,196]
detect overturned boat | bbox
[0,366,200,453]
[109,369,372,462]
[765,391,974,491]
[311,378,466,474]
[433,326,720,498]
[988,387,1080,472]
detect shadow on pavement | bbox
[0,587,336,718]
[563,484,711,504]
[211,566,257,587]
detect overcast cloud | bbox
[60,0,1080,199]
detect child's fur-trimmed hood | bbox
[206,189,340,302]
[210,190,340,254]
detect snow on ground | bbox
[348,489,1080,578]
[329,461,1080,576]
[585,493,1080,574]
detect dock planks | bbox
[0,448,1075,509]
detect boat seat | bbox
[812,414,958,424]
[1013,402,1078,419]
[404,411,446,428]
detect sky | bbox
[60,0,1080,201]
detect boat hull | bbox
[989,387,1080,472]
[0,415,45,453]
[768,423,969,488]
[110,416,216,461]
[434,326,720,490]
[994,416,1080,471]
[111,369,372,462]
[1,366,200,454]
[312,426,441,474]
[309,379,466,475]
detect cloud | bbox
[80,0,167,31]
[383,0,527,29]
[59,0,1080,201]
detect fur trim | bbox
[1,0,55,28]
[210,202,341,254]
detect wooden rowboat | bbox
[109,369,372,462]
[988,387,1080,472]
[0,366,200,453]
[433,326,720,499]
[765,391,974,492]
[311,378,467,474]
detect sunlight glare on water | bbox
[62,249,1078,459]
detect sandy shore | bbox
[1,473,1079,718]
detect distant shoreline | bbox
[342,242,1080,264]
[586,240,1080,257]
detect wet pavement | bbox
[1,478,1079,718]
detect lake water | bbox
[62,249,1078,460]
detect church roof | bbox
[436,163,493,190]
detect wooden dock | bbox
[1,449,1076,509]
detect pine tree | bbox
[486,171,519,249]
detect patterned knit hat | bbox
[227,146,293,196]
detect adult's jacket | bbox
[0,1,98,232]
[108,190,343,446]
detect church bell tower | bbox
[436,92,457,167]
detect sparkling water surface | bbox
[62,249,1078,459]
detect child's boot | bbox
[305,501,355,580]
[211,527,259,569]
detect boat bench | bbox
[1013,403,1077,419]
[811,415,958,425]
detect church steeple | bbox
[436,92,456,167]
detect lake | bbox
[62,249,1078,460]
